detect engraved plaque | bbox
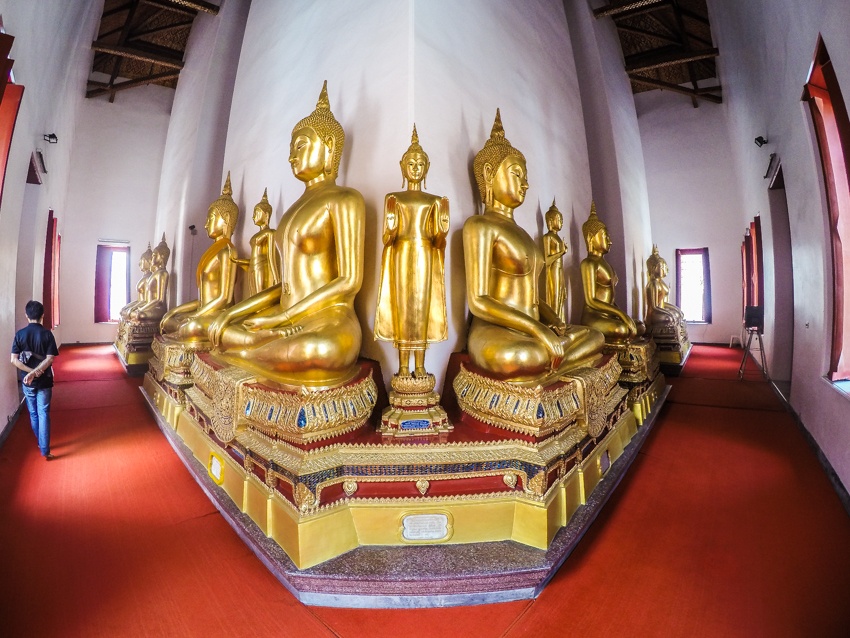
[209,454,224,484]
[402,513,449,541]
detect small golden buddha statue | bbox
[130,234,170,322]
[208,82,365,387]
[232,188,280,297]
[645,245,685,330]
[375,125,449,378]
[543,201,567,324]
[160,174,239,341]
[463,110,604,383]
[120,244,153,320]
[580,202,638,344]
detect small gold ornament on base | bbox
[379,373,452,437]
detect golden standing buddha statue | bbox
[207,82,365,387]
[375,125,449,377]
[120,244,153,320]
[232,189,281,297]
[374,125,451,436]
[463,110,604,383]
[160,174,239,341]
[580,202,638,344]
[131,234,170,322]
[543,201,567,324]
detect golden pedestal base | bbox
[604,338,665,424]
[114,319,160,374]
[648,322,692,365]
[453,355,623,439]
[379,373,452,437]
[141,349,648,571]
[144,374,638,569]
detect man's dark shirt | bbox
[11,323,59,389]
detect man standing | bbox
[11,300,59,460]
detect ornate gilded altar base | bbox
[647,323,692,376]
[604,338,666,424]
[141,350,649,572]
[113,319,159,375]
[143,335,212,427]
[379,373,452,437]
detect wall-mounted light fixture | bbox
[43,133,58,144]
[754,136,768,147]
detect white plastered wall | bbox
[218,0,593,390]
[565,0,654,320]
[639,0,850,487]
[0,0,101,429]
[59,85,173,344]
[637,92,743,345]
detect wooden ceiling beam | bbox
[86,70,181,98]
[141,0,217,16]
[128,19,194,41]
[91,42,185,69]
[103,1,134,18]
[628,75,722,103]
[614,24,681,46]
[678,6,710,26]
[594,0,670,20]
[625,46,718,73]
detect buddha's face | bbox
[547,212,562,232]
[488,155,528,210]
[290,126,332,182]
[139,255,151,272]
[205,207,227,239]
[151,252,163,270]
[590,228,612,254]
[401,152,428,185]
[253,206,270,227]
[658,261,668,278]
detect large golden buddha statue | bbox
[160,174,239,342]
[580,202,638,344]
[463,111,604,384]
[120,244,153,321]
[543,201,567,324]
[131,234,170,322]
[233,189,280,297]
[207,82,365,387]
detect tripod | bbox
[738,326,769,380]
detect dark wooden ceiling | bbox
[594,0,721,106]
[87,0,219,102]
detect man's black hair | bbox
[25,300,45,321]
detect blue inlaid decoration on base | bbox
[401,419,431,430]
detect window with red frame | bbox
[804,35,850,381]
[676,247,711,323]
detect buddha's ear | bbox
[323,135,335,174]
[483,162,494,184]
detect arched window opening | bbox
[804,35,850,381]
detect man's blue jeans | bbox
[22,385,51,457]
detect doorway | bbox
[767,165,794,398]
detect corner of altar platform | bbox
[141,334,667,571]
[113,318,160,376]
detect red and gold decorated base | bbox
[143,350,644,570]
[604,338,666,424]
[379,373,452,437]
[113,319,159,375]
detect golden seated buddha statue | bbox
[159,174,239,342]
[130,234,170,322]
[208,82,365,388]
[645,245,690,364]
[580,202,638,344]
[119,244,153,321]
[462,110,604,385]
[232,188,280,297]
